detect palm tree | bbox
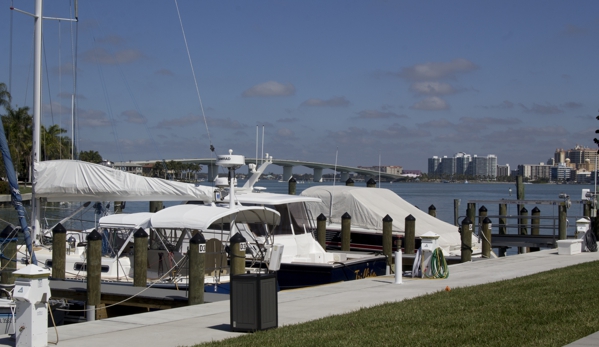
[2,105,32,180]
[41,124,71,160]
[0,83,10,111]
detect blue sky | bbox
[1,0,598,173]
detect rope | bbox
[54,253,190,313]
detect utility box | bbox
[230,273,278,332]
[556,239,583,255]
[13,264,51,347]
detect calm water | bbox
[1,180,593,238]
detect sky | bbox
[1,0,598,173]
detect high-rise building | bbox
[497,164,511,177]
[554,145,599,169]
[428,156,441,176]
[455,152,471,175]
[441,156,456,176]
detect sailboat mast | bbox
[31,0,43,243]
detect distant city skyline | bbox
[1,1,597,172]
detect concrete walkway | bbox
[1,249,598,346]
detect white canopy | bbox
[300,186,461,251]
[225,192,321,206]
[150,205,280,230]
[99,212,153,229]
[34,160,214,202]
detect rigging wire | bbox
[9,0,14,93]
[71,0,79,159]
[174,0,215,155]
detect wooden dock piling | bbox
[461,217,473,262]
[367,178,376,188]
[498,203,507,257]
[150,201,163,213]
[288,177,296,195]
[559,204,567,240]
[188,233,206,305]
[316,214,327,249]
[428,205,436,218]
[341,212,351,251]
[230,233,247,276]
[134,228,149,287]
[86,230,102,321]
[482,217,492,258]
[404,214,415,255]
[382,215,393,270]
[531,207,541,252]
[51,223,67,280]
[519,207,528,254]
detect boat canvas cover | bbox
[300,186,461,251]
[99,212,153,229]
[223,192,321,206]
[34,160,214,202]
[150,205,280,230]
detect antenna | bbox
[256,125,259,167]
[261,125,265,165]
[333,147,338,186]
[378,152,381,188]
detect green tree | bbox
[41,124,72,160]
[79,150,103,163]
[2,105,32,180]
[0,83,10,110]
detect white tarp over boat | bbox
[150,205,280,230]
[99,212,153,229]
[34,160,214,202]
[300,185,461,251]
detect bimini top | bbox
[300,185,461,251]
[150,204,280,230]
[99,212,153,229]
[223,192,321,206]
[34,160,214,202]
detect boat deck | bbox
[0,248,598,346]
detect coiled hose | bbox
[425,248,449,279]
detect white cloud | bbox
[242,81,296,97]
[410,97,449,111]
[355,110,407,119]
[120,110,147,124]
[398,58,478,81]
[81,47,144,65]
[410,81,457,96]
[300,96,350,107]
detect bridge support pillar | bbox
[313,168,323,182]
[282,166,293,181]
[340,171,349,182]
[207,164,219,182]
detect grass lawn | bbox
[192,260,599,347]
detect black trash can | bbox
[230,273,278,332]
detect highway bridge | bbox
[123,157,410,182]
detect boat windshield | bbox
[268,202,313,236]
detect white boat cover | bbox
[223,192,321,206]
[99,212,153,229]
[34,160,214,202]
[150,205,280,230]
[300,185,461,251]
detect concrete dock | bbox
[1,248,598,346]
